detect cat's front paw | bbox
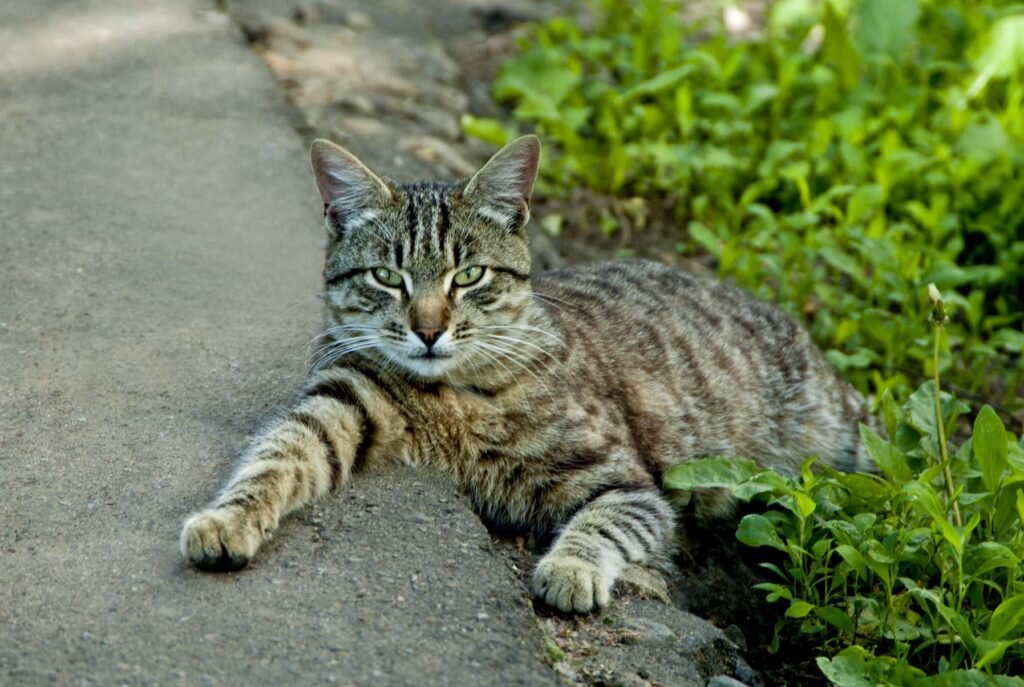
[179,509,261,572]
[531,554,613,613]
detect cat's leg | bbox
[531,487,675,613]
[180,377,375,571]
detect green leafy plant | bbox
[664,286,1024,684]
[465,0,1024,410]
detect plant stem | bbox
[933,324,962,527]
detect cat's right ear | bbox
[310,139,394,234]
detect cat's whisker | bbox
[309,335,382,363]
[470,340,552,395]
[531,291,575,312]
[473,334,561,379]
[464,342,537,414]
[478,324,566,348]
[310,337,385,372]
[305,326,380,356]
[476,333,561,365]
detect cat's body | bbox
[181,136,872,613]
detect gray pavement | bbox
[0,1,557,684]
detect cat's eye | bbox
[453,266,485,287]
[372,267,404,288]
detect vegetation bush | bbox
[467,0,1024,683]
[464,0,1023,411]
[665,289,1024,684]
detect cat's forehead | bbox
[327,176,530,278]
[397,179,464,198]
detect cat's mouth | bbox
[412,351,452,360]
[401,350,457,379]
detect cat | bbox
[180,135,874,613]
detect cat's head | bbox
[310,136,541,383]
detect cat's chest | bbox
[402,386,526,464]
[401,384,623,470]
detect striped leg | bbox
[180,380,373,571]
[531,488,675,613]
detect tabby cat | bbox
[180,135,873,613]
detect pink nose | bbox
[414,327,442,348]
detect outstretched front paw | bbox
[531,554,613,614]
[179,509,261,572]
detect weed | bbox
[664,286,1024,684]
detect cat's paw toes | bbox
[531,555,612,614]
[179,509,259,572]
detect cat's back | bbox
[533,259,795,364]
[532,260,870,475]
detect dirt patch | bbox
[494,537,759,687]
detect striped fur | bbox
[180,136,873,613]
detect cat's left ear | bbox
[463,135,540,232]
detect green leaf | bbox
[821,0,860,91]
[770,0,819,34]
[966,541,1019,578]
[816,646,875,687]
[622,64,695,100]
[817,606,854,632]
[795,492,816,519]
[911,670,1024,686]
[662,457,762,491]
[686,221,722,257]
[973,639,1016,671]
[786,600,815,618]
[860,423,911,483]
[901,480,945,521]
[985,594,1024,642]
[835,544,868,580]
[974,405,1009,493]
[736,471,791,501]
[846,184,884,225]
[753,581,793,602]
[825,348,874,371]
[460,115,511,147]
[852,0,920,59]
[904,381,970,455]
[737,513,788,552]
[908,588,977,653]
[494,49,579,105]
[968,15,1024,99]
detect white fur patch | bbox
[476,204,515,229]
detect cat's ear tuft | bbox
[463,135,540,232]
[310,139,394,233]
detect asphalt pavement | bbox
[0,1,557,684]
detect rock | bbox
[400,136,478,177]
[620,618,677,646]
[611,672,654,687]
[617,564,672,604]
[707,676,750,687]
[534,599,756,687]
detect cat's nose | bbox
[414,327,443,349]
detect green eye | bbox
[372,267,403,288]
[453,266,485,287]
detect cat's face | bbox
[310,137,540,383]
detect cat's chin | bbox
[398,354,458,381]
